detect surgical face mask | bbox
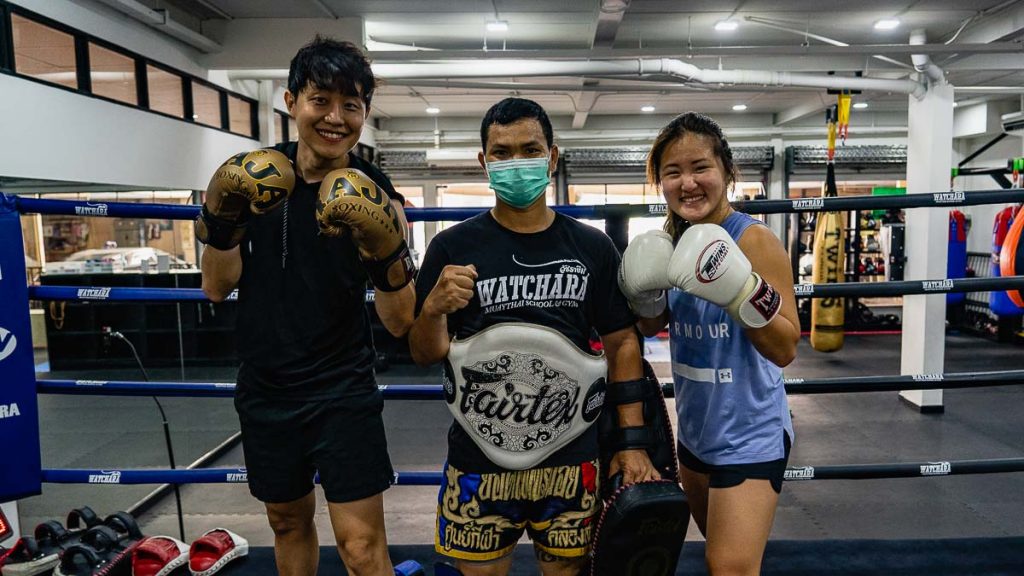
[486,157,551,208]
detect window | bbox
[569,183,663,237]
[147,64,183,117]
[276,112,288,144]
[88,42,136,105]
[395,187,425,263]
[4,5,256,139]
[191,81,221,128]
[11,14,76,89]
[227,94,253,137]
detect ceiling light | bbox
[952,101,959,108]
[715,20,738,32]
[425,106,440,115]
[641,105,656,113]
[732,104,747,111]
[486,20,509,32]
[874,18,900,30]
[852,102,869,109]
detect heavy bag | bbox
[990,206,1024,316]
[947,210,968,305]
[999,206,1024,307]
[810,164,845,351]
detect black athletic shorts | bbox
[235,386,394,503]
[677,432,792,494]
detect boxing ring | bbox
[3,189,1024,573]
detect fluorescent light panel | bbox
[486,20,509,32]
[874,18,900,30]
[715,20,738,31]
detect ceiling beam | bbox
[593,0,630,48]
[180,0,232,20]
[774,94,830,126]
[571,81,600,128]
[307,0,338,19]
[953,1,1024,44]
[375,125,909,146]
[363,43,1021,62]
[945,54,1024,71]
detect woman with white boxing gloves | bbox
[618,112,799,576]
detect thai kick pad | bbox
[590,481,689,576]
[810,210,845,352]
[1000,207,1024,307]
[597,360,677,481]
[188,529,248,576]
[592,360,688,576]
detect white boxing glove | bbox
[667,224,781,329]
[618,230,674,317]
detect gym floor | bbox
[21,332,1024,552]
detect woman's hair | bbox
[646,112,739,240]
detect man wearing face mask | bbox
[409,98,659,576]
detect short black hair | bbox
[287,36,377,108]
[480,97,554,151]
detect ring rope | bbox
[36,369,1024,399]
[39,457,1024,486]
[11,188,1024,222]
[28,274,1024,304]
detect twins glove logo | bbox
[696,240,730,283]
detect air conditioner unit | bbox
[424,148,480,167]
[1002,111,1024,134]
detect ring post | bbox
[0,194,43,501]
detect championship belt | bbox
[444,323,607,471]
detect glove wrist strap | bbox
[731,273,781,329]
[363,241,416,292]
[196,204,249,250]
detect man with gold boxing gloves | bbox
[199,36,414,576]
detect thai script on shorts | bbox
[478,465,581,502]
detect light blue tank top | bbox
[668,211,793,465]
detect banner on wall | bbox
[0,194,42,502]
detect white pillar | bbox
[766,137,786,240]
[900,82,954,412]
[257,80,277,147]
[424,182,440,246]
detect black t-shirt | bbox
[235,142,404,399]
[415,211,635,472]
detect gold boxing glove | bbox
[195,149,295,250]
[317,168,415,291]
